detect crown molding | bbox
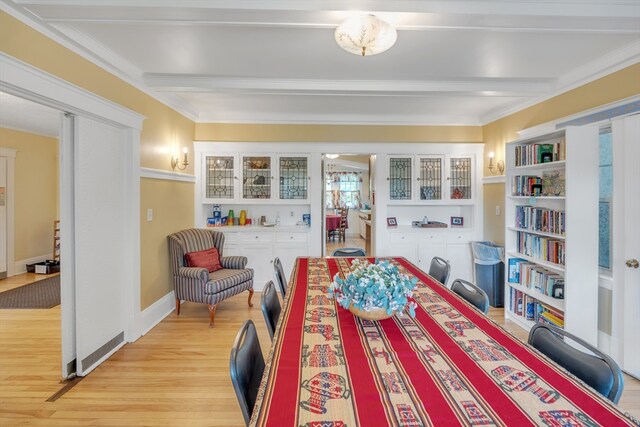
[480,41,640,125]
[1,2,198,122]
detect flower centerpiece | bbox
[328,259,418,320]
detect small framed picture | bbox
[387,217,398,227]
[450,216,464,226]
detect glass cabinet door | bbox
[242,155,272,199]
[417,156,443,201]
[389,157,412,200]
[279,156,308,200]
[449,157,472,200]
[205,155,235,199]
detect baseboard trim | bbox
[140,291,176,336]
[14,254,52,275]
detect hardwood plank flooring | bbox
[1,273,638,426]
[326,235,367,256]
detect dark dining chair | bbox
[261,280,281,340]
[528,323,624,403]
[230,320,266,426]
[273,257,287,298]
[428,256,451,286]
[450,279,490,314]
[332,248,366,257]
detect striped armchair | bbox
[168,229,254,327]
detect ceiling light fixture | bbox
[335,14,397,57]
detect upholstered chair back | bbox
[168,229,225,276]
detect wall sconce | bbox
[488,152,504,175]
[171,147,189,172]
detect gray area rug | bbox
[0,275,60,309]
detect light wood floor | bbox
[1,273,638,426]
[326,235,367,256]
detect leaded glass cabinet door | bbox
[279,155,309,201]
[417,155,443,201]
[242,155,273,200]
[205,155,236,199]
[389,156,412,201]
[448,157,473,200]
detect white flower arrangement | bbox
[328,259,418,317]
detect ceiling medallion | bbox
[335,14,397,57]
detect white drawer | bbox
[448,231,472,242]
[276,233,308,244]
[389,233,417,244]
[228,232,274,243]
[420,234,446,243]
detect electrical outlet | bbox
[290,210,294,217]
[147,208,153,222]
[495,205,501,216]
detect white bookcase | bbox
[504,126,599,345]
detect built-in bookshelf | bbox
[504,127,599,345]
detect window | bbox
[598,126,612,271]
[325,171,362,209]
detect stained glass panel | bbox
[419,157,442,200]
[280,157,308,200]
[449,157,472,200]
[243,156,271,199]
[206,156,234,199]
[389,157,411,200]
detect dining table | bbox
[326,214,347,232]
[250,256,637,426]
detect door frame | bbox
[0,148,16,278]
[0,52,144,377]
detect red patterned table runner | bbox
[251,257,635,426]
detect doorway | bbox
[323,154,374,256]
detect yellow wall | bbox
[195,123,482,142]
[1,11,195,309]
[0,127,58,262]
[482,63,640,243]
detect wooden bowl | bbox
[348,305,394,321]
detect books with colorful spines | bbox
[540,311,564,328]
[508,258,527,283]
[525,296,535,321]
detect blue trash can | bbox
[471,241,505,308]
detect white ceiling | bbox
[0,92,61,137]
[2,0,639,126]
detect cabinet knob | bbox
[255,236,259,239]
[290,236,294,239]
[387,177,390,181]
[307,176,311,180]
[234,176,238,179]
[271,176,274,180]
[417,177,420,181]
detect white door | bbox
[61,115,131,377]
[615,114,640,377]
[0,157,6,275]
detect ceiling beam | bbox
[144,75,552,97]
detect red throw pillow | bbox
[184,248,222,272]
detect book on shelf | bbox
[514,137,566,166]
[508,258,528,283]
[514,205,566,235]
[541,169,566,197]
[516,231,565,265]
[538,144,554,163]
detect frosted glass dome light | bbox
[335,14,397,57]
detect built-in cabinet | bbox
[202,153,310,204]
[504,126,599,344]
[388,229,473,283]
[388,154,475,204]
[222,228,309,290]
